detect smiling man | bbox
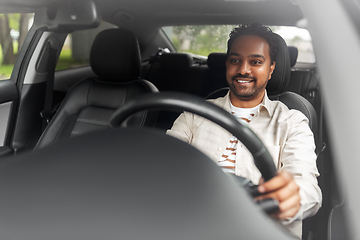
[226,33,275,108]
[167,23,322,239]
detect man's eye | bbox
[230,59,239,63]
[252,60,262,65]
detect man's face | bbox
[226,35,275,107]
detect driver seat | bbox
[35,28,158,149]
[266,35,318,140]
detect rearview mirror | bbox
[35,0,101,32]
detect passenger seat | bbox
[202,53,228,97]
[144,53,197,131]
[146,53,194,92]
[35,28,158,149]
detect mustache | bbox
[231,73,255,81]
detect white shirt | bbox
[218,103,259,174]
[167,91,322,239]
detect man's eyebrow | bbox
[249,54,265,60]
[228,53,265,60]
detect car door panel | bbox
[0,80,18,104]
[0,80,18,153]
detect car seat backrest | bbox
[264,34,318,140]
[201,53,228,97]
[144,53,198,131]
[147,53,194,92]
[35,28,158,149]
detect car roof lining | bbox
[96,0,303,58]
[1,0,303,27]
[99,0,303,27]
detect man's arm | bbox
[166,111,194,143]
[257,112,322,221]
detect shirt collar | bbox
[224,90,273,117]
[260,91,273,117]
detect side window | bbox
[0,13,34,80]
[56,21,117,71]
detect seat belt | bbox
[40,41,58,129]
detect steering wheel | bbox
[110,92,277,182]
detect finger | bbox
[270,193,301,219]
[258,171,292,194]
[256,179,299,202]
[278,192,301,213]
[276,202,301,219]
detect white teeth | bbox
[237,80,250,83]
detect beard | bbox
[228,73,268,101]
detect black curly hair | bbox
[227,23,278,63]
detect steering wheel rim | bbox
[110,92,277,181]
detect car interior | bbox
[0,0,358,239]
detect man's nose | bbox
[238,61,251,75]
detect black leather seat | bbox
[144,53,195,131]
[202,53,229,97]
[147,53,194,92]
[288,46,298,68]
[267,35,318,143]
[35,28,158,149]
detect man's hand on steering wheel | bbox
[256,171,301,219]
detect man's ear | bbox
[268,61,276,80]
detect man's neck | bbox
[229,92,264,108]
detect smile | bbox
[236,78,254,84]
[237,80,252,83]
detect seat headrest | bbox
[266,33,291,95]
[207,53,227,70]
[159,53,193,73]
[90,28,141,82]
[288,46,298,67]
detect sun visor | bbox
[34,0,101,33]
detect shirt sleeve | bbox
[166,111,194,143]
[280,111,322,223]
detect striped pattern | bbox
[217,105,258,174]
[218,137,238,174]
[241,114,254,123]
